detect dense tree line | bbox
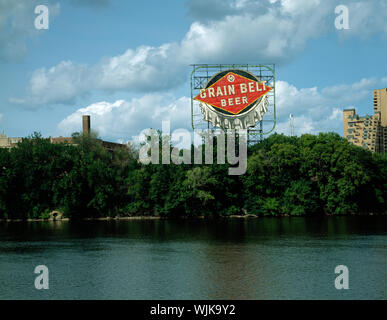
[0,131,386,219]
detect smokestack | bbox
[82,115,90,135]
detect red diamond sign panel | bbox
[194,72,272,115]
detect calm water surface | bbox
[0,216,386,300]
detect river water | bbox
[0,216,385,300]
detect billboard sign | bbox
[194,69,272,129]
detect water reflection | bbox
[0,216,385,299]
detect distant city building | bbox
[0,115,126,152]
[343,88,387,153]
[0,131,22,149]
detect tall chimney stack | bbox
[82,115,90,135]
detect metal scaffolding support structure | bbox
[190,64,276,145]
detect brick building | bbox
[0,115,126,152]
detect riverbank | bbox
[0,216,161,222]
[1,212,386,222]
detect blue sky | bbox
[0,0,386,142]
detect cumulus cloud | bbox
[273,77,385,136]
[94,44,185,92]
[276,77,379,121]
[10,61,91,105]
[340,0,387,38]
[179,6,330,64]
[11,0,387,106]
[57,94,191,141]
[57,77,385,141]
[11,44,186,106]
[186,0,387,37]
[12,0,328,104]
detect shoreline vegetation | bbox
[0,212,385,223]
[1,131,387,221]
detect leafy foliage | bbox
[0,131,386,219]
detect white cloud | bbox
[186,0,387,38]
[341,0,387,38]
[179,6,330,63]
[11,44,186,106]
[275,114,316,136]
[186,0,323,22]
[12,0,387,106]
[58,76,384,141]
[94,44,185,92]
[321,78,379,103]
[274,108,344,136]
[281,0,322,16]
[17,0,326,104]
[273,77,385,136]
[329,107,342,121]
[57,95,191,141]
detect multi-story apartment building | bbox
[343,88,387,153]
[373,87,387,153]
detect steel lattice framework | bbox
[190,64,276,144]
